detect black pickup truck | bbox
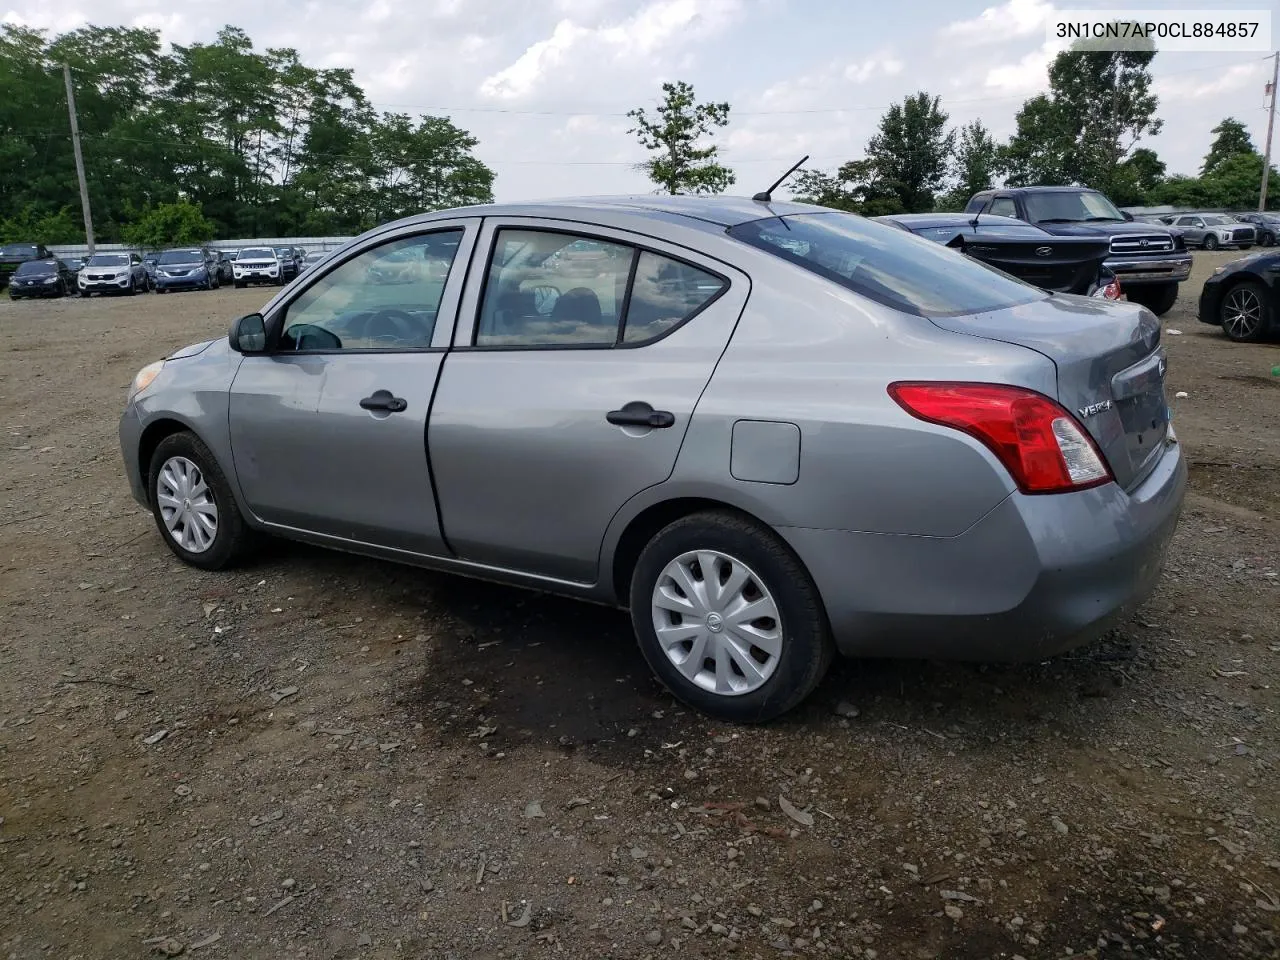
[965,187,1192,315]
[0,242,53,289]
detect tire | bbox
[1219,280,1271,343]
[1203,234,1219,251]
[126,278,137,296]
[1264,232,1275,247]
[147,431,252,571]
[629,510,834,723]
[1128,282,1179,316]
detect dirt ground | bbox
[1,252,1278,960]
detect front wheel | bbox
[1220,280,1270,343]
[148,432,252,570]
[1203,234,1219,251]
[1264,231,1276,247]
[629,511,833,723]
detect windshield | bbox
[1202,215,1233,226]
[239,248,275,260]
[14,260,57,276]
[1023,191,1124,223]
[87,254,130,267]
[1,243,39,258]
[158,250,204,265]
[728,212,1046,319]
[274,248,292,258]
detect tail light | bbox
[888,382,1113,494]
[1091,275,1123,300]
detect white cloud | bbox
[479,0,740,100]
[982,42,1055,94]
[940,0,1055,47]
[844,54,903,84]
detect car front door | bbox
[427,219,748,583]
[227,220,477,554]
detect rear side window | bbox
[728,212,1046,318]
[475,229,726,348]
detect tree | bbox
[122,200,215,249]
[791,160,904,215]
[627,81,734,195]
[1201,117,1255,176]
[1002,30,1161,193]
[865,92,954,212]
[937,120,999,210]
[1109,147,1166,206]
[0,205,82,243]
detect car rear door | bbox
[227,219,478,554]
[427,218,748,583]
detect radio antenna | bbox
[752,155,809,202]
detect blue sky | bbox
[4,0,1276,201]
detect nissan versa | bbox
[119,197,1186,722]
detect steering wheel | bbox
[362,308,422,346]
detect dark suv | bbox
[0,242,53,288]
[965,187,1191,315]
[1235,212,1280,247]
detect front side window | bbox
[728,212,1046,319]
[279,230,462,352]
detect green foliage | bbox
[121,200,215,249]
[938,120,999,211]
[866,92,954,212]
[1108,147,1167,206]
[1201,117,1255,176]
[0,205,82,243]
[791,160,904,215]
[1002,40,1161,194]
[628,81,734,195]
[1151,153,1280,210]
[0,22,496,241]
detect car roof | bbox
[391,194,828,230]
[998,186,1104,194]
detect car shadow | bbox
[257,540,1148,768]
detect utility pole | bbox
[1260,51,1279,212]
[62,63,95,255]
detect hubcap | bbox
[1223,288,1262,340]
[156,456,218,553]
[651,550,782,697]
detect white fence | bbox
[48,236,354,261]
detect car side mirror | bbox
[229,313,268,353]
[1121,210,1134,221]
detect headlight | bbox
[127,360,165,403]
[42,277,57,284]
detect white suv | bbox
[232,247,284,288]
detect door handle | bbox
[606,401,675,429]
[359,390,408,413]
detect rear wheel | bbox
[1128,282,1179,316]
[1219,280,1271,343]
[148,432,252,570]
[1203,234,1219,251]
[1264,231,1276,247]
[629,511,833,723]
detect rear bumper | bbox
[1104,254,1192,285]
[781,439,1186,662]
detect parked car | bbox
[1234,212,1280,247]
[1198,249,1278,342]
[874,213,1118,298]
[215,252,235,284]
[119,197,1186,722]
[0,242,53,288]
[63,256,85,274]
[273,246,300,281]
[1162,214,1254,251]
[7,257,75,298]
[232,247,285,287]
[154,248,220,293]
[78,252,148,296]
[965,187,1191,315]
[300,250,328,273]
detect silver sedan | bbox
[119,197,1186,722]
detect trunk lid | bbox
[929,295,1170,490]
[947,234,1110,294]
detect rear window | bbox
[14,260,56,276]
[728,213,1046,318]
